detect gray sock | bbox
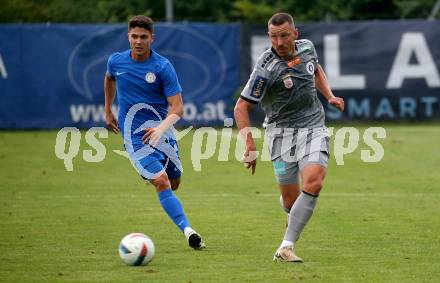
[283,191,318,242]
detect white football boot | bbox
[273,246,303,262]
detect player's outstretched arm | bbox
[314,64,345,112]
[142,94,183,146]
[104,74,120,134]
[234,98,257,175]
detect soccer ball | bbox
[118,233,155,266]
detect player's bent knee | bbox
[304,178,323,195]
[150,174,171,192]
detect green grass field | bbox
[1,125,439,282]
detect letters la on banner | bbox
[245,20,440,121]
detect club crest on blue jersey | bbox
[145,72,156,83]
[251,75,268,98]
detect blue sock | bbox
[158,189,190,232]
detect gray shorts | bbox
[267,127,330,185]
[273,151,329,184]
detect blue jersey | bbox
[106,49,183,180]
[106,49,182,144]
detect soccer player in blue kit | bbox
[104,15,205,250]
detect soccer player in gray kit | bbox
[234,12,344,262]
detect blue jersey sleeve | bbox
[106,53,117,80]
[160,61,182,97]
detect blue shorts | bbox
[125,138,182,181]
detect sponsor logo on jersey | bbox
[306,62,315,74]
[145,72,156,83]
[260,53,275,69]
[266,59,278,71]
[251,75,268,98]
[287,57,301,68]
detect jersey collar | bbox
[129,49,155,63]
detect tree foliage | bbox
[0,0,438,23]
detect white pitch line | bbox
[32,192,438,200]
[180,192,439,198]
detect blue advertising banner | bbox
[243,20,440,121]
[0,23,240,128]
[1,21,439,129]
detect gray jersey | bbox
[241,39,325,129]
[241,39,329,161]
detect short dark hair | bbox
[268,12,294,27]
[128,15,154,33]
